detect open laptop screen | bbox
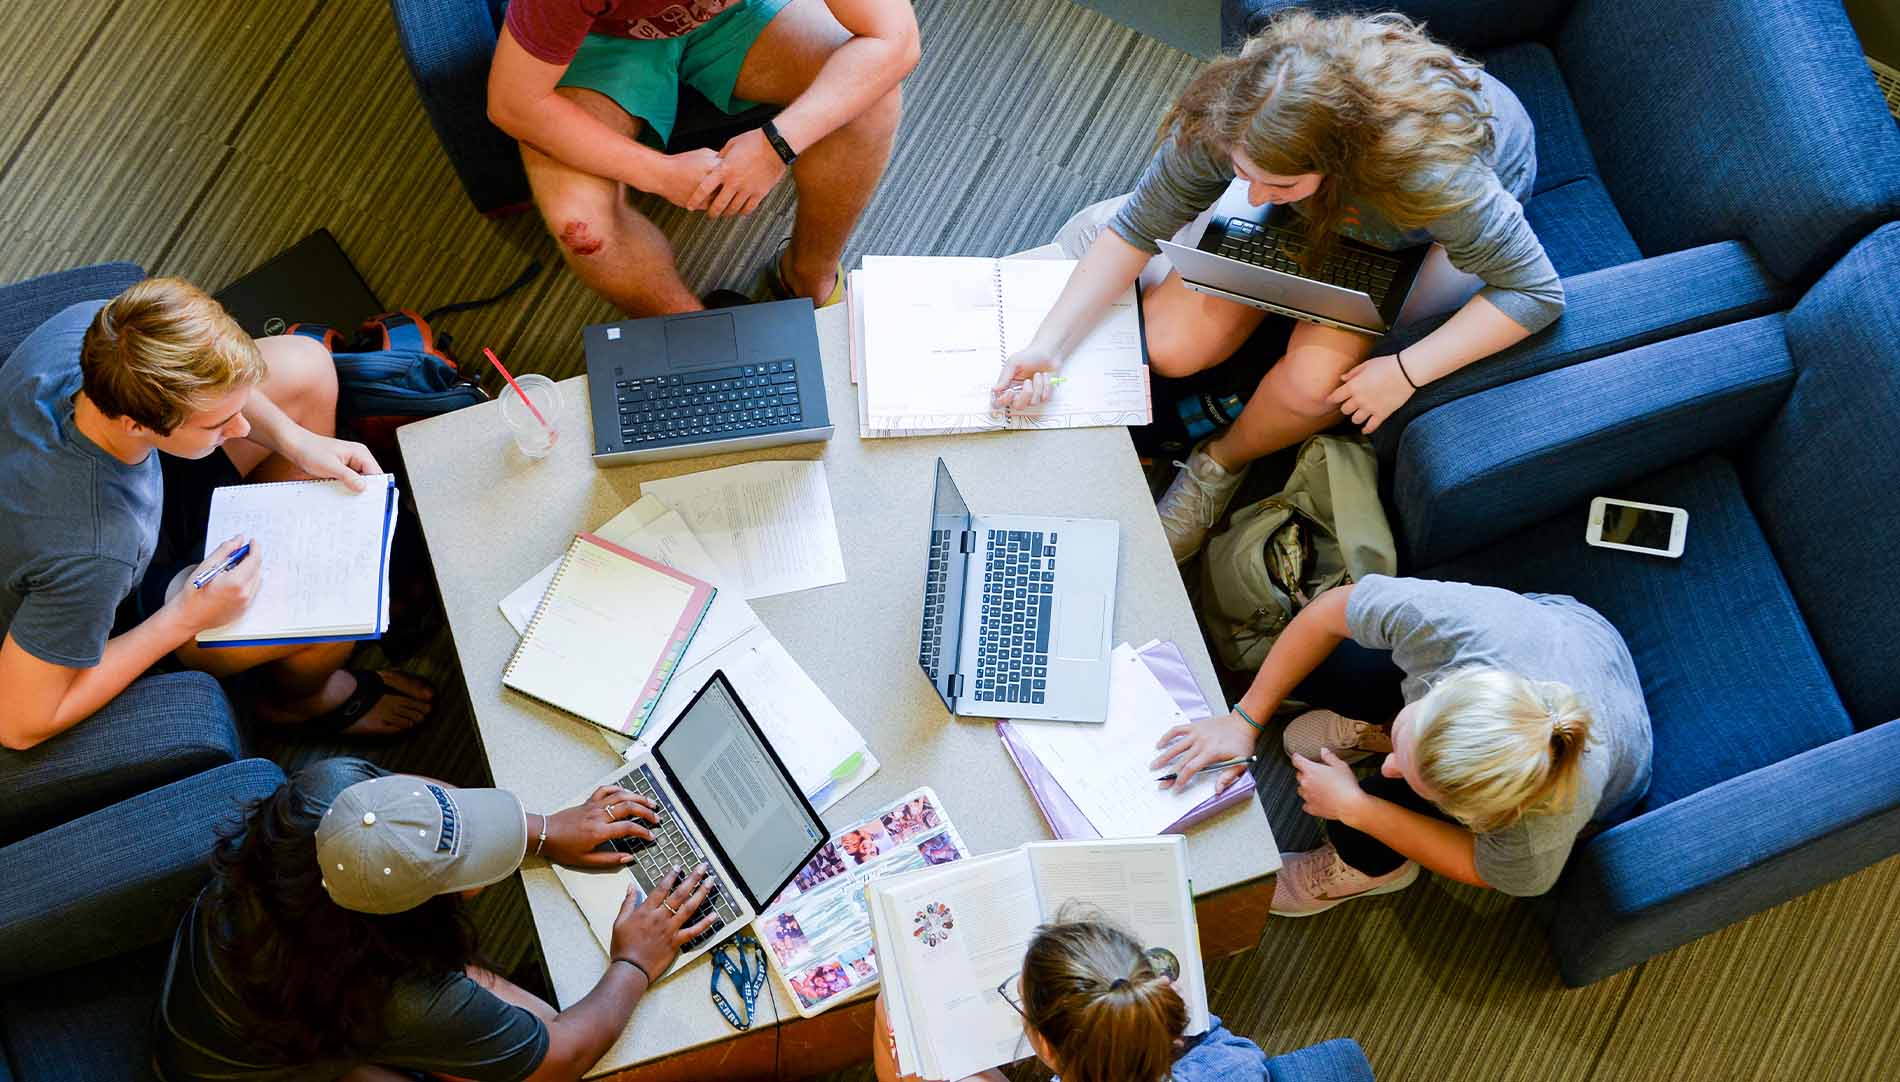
[918,458,973,712]
[655,674,826,909]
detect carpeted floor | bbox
[3,1,1897,1079]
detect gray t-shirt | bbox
[1345,575,1652,896]
[1110,69,1563,333]
[0,300,161,667]
[155,758,550,1082]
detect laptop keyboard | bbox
[615,362,803,446]
[1214,219,1401,303]
[919,529,951,679]
[973,530,1056,705]
[607,765,742,952]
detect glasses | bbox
[994,947,1181,1018]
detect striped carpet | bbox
[3,0,1898,1078]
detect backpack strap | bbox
[358,310,453,365]
[284,323,342,353]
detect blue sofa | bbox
[1222,0,1900,458]
[389,0,777,216]
[0,261,293,1081]
[1389,222,1900,985]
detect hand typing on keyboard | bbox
[610,865,719,982]
[534,784,662,867]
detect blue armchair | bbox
[1386,222,1900,985]
[1222,0,1900,458]
[389,0,778,216]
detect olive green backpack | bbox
[1199,435,1398,671]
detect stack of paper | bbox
[499,493,875,812]
[848,255,1150,438]
[1006,644,1231,838]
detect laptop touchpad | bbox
[1053,593,1107,661]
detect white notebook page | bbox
[503,537,695,730]
[1027,837,1209,1035]
[197,479,393,643]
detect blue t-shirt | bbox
[0,301,161,667]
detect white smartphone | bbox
[1586,497,1688,557]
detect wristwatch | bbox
[761,119,798,165]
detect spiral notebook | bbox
[501,531,716,737]
[850,255,1150,436]
[195,476,398,647]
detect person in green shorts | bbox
[489,0,920,315]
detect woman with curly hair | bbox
[996,10,1561,562]
[153,758,719,1081]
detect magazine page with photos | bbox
[753,787,970,1017]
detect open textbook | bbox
[869,836,1209,1081]
[195,477,397,646]
[754,787,970,1017]
[851,256,1150,436]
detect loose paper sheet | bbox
[640,460,847,600]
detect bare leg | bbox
[522,88,703,316]
[223,334,340,481]
[1207,320,1375,470]
[1139,271,1271,379]
[733,0,903,299]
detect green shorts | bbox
[557,0,793,148]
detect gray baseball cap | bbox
[315,775,527,915]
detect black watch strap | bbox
[761,119,798,165]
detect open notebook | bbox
[502,531,716,737]
[869,835,1209,1081]
[195,477,397,647]
[850,256,1150,436]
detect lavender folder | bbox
[998,639,1257,839]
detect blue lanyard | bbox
[710,934,767,1030]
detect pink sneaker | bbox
[1270,843,1419,917]
[1281,709,1392,764]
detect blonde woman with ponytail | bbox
[995,10,1562,563]
[874,917,1272,1082]
[1156,576,1652,912]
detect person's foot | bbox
[757,239,845,307]
[1282,709,1392,764]
[1271,843,1418,917]
[256,669,435,739]
[1156,440,1247,563]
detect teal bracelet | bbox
[1232,704,1263,732]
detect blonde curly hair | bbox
[1160,9,1495,270]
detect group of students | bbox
[0,2,1663,1080]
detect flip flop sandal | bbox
[283,668,433,743]
[755,238,846,308]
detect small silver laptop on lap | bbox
[1158,195,1432,335]
[916,459,1119,724]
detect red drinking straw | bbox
[484,347,550,430]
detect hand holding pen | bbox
[992,348,1065,410]
[169,535,262,634]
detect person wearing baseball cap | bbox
[154,757,718,1081]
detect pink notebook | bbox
[998,639,1256,838]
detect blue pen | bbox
[191,542,252,590]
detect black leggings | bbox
[1325,757,1459,876]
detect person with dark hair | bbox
[154,758,717,1081]
[873,917,1269,1082]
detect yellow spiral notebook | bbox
[502,531,716,737]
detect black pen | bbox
[1156,756,1258,784]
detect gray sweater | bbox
[1109,70,1563,333]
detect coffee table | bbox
[398,303,1280,1080]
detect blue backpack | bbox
[288,310,488,458]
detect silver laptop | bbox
[1158,198,1430,335]
[553,672,827,979]
[917,458,1118,723]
